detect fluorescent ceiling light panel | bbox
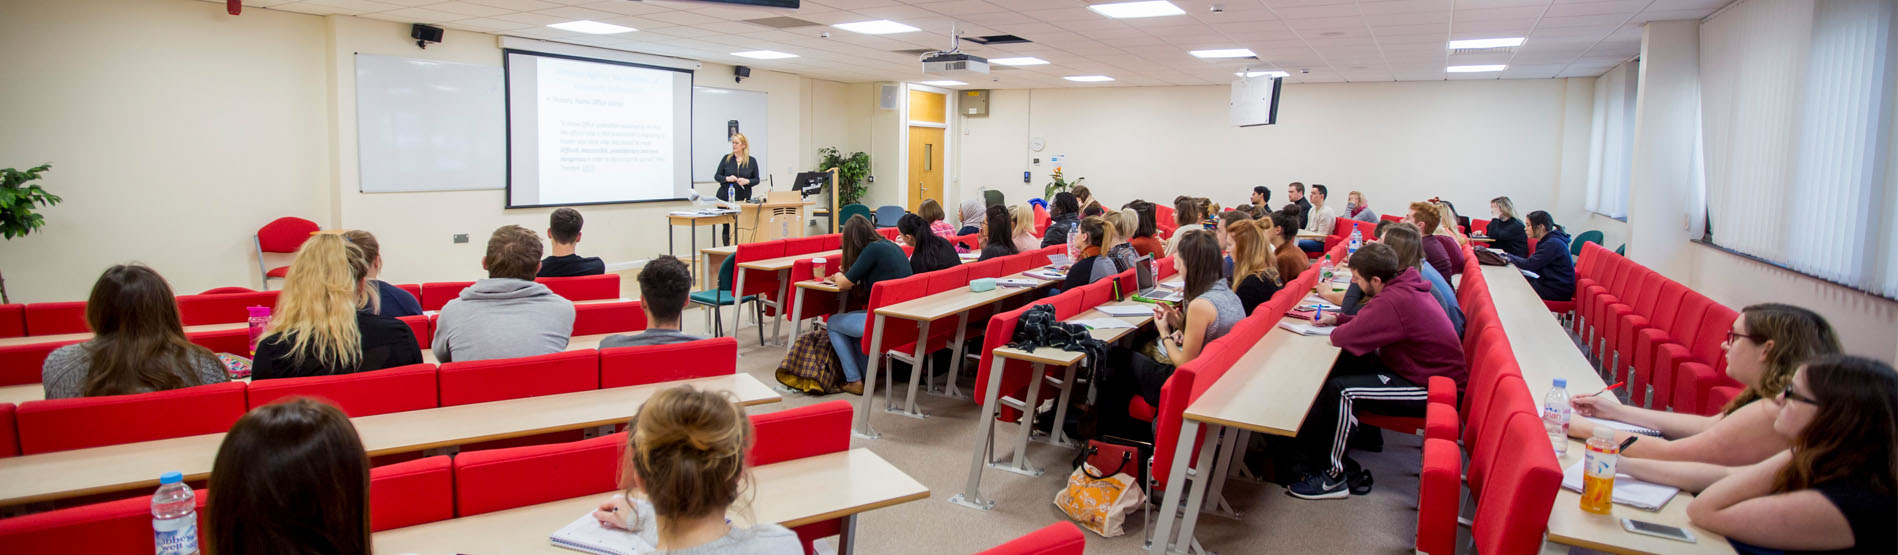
[916,80,967,86]
[1235,70,1289,78]
[1088,1,1185,19]
[1447,64,1507,72]
[1190,48,1256,59]
[1064,75,1115,82]
[990,56,1050,66]
[1447,37,1525,49]
[732,50,797,59]
[547,20,635,35]
[832,20,919,34]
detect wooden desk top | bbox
[572,298,634,306]
[0,322,247,348]
[1296,230,1327,239]
[667,212,736,224]
[0,383,41,405]
[0,374,778,507]
[373,448,927,554]
[701,245,738,256]
[738,249,842,272]
[1183,321,1343,436]
[795,280,843,293]
[991,301,1155,366]
[874,271,1057,321]
[1546,438,1732,555]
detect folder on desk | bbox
[551,513,656,555]
[1560,460,1679,511]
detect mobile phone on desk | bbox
[1620,518,1696,543]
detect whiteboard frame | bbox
[354,53,507,194]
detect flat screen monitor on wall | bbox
[1230,76,1282,127]
[503,49,695,208]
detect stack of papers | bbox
[1560,460,1680,510]
[1096,305,1153,317]
[1277,320,1334,336]
[995,278,1040,288]
[1025,269,1066,280]
[1584,417,1663,437]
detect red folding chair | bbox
[600,337,737,388]
[438,350,599,407]
[536,274,620,301]
[975,522,1086,555]
[23,302,86,335]
[255,216,320,289]
[1471,412,1563,555]
[245,363,438,416]
[16,381,248,454]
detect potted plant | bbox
[817,147,871,207]
[1,163,61,303]
[1045,166,1084,200]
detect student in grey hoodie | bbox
[432,225,575,362]
[600,255,704,348]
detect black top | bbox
[712,154,759,202]
[539,254,605,277]
[908,240,961,275]
[369,280,423,318]
[1061,254,1119,292]
[1233,274,1284,316]
[1485,217,1530,258]
[844,241,913,310]
[977,242,1019,262]
[1292,198,1312,228]
[1800,478,1897,554]
[252,312,424,380]
[1041,213,1079,248]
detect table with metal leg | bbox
[734,250,840,346]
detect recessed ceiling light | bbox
[547,20,635,35]
[990,56,1050,66]
[1235,70,1289,78]
[1088,1,1185,19]
[1065,75,1115,82]
[916,80,967,86]
[832,20,919,35]
[732,50,797,60]
[1447,64,1507,72]
[1447,37,1525,49]
[1189,48,1256,59]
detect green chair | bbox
[983,189,1005,208]
[1615,244,1626,256]
[689,256,763,342]
[838,203,872,226]
[1572,230,1604,256]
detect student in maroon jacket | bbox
[1288,242,1467,500]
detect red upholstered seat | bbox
[419,281,475,312]
[973,306,1032,423]
[370,455,455,531]
[536,274,620,302]
[23,301,87,335]
[975,522,1086,555]
[0,403,16,457]
[750,401,853,555]
[600,337,737,388]
[0,487,206,552]
[573,300,647,336]
[0,338,86,386]
[198,286,254,295]
[16,381,249,454]
[818,233,841,251]
[1416,437,1462,555]
[176,290,279,326]
[1467,375,1533,495]
[784,258,840,326]
[256,216,320,286]
[453,431,624,517]
[438,350,599,406]
[1380,214,1403,223]
[783,236,825,256]
[1472,412,1563,555]
[246,363,438,416]
[0,304,22,338]
[396,314,430,351]
[395,283,422,304]
[186,327,251,357]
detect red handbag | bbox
[1077,437,1149,483]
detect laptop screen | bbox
[1135,255,1156,291]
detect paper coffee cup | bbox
[812,258,827,280]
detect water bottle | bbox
[1543,378,1571,457]
[1581,426,1618,514]
[152,472,199,555]
[245,306,270,357]
[1348,228,1363,255]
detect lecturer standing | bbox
[712,132,759,245]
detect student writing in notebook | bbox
[591,386,802,554]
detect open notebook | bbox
[1560,460,1681,511]
[551,513,657,555]
[1584,416,1662,437]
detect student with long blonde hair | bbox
[1225,219,1283,315]
[1008,204,1041,253]
[713,132,759,243]
[252,234,421,380]
[592,386,802,554]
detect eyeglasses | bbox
[1779,385,1819,406]
[1725,331,1766,345]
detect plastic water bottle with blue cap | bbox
[152,471,199,555]
[1348,228,1362,256]
[1543,378,1572,457]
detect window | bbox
[1699,0,1898,299]
[1584,59,1637,220]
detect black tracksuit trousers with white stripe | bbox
[1297,351,1430,476]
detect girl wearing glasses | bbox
[1566,304,1841,472]
[1684,355,1896,553]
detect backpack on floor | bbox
[775,331,843,394]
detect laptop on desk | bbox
[1134,255,1180,300]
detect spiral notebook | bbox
[550,514,656,555]
[1560,460,1680,511]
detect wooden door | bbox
[907,125,944,213]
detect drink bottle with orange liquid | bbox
[1581,426,1619,514]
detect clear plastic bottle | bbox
[1543,378,1571,457]
[1581,426,1618,514]
[1348,228,1363,255]
[152,472,199,555]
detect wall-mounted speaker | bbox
[412,24,443,49]
[877,83,900,110]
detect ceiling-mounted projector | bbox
[923,52,989,75]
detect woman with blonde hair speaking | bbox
[252,234,422,380]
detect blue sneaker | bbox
[1287,471,1350,500]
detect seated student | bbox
[1572,304,1840,471]
[591,386,803,554]
[1071,184,1094,208]
[1251,185,1272,215]
[824,216,913,395]
[339,230,422,318]
[209,398,370,555]
[1484,196,1530,257]
[1008,204,1042,253]
[1123,200,1166,258]
[1062,216,1123,291]
[1215,209,1253,278]
[1318,220,1395,310]
[1041,192,1081,248]
[1684,355,1897,554]
[1408,202,1459,279]
[1287,182,1312,228]
[1345,190,1379,224]
[898,213,960,274]
[1501,210,1574,301]
[1433,202,1471,247]
[1267,210,1311,283]
[1108,209,1143,271]
[977,205,1020,261]
[1095,230,1245,438]
[601,256,704,348]
[917,199,958,238]
[1081,201,1106,218]
[1225,219,1283,315]
[433,225,575,363]
[1345,223,1464,336]
[1298,185,1338,253]
[1292,243,1466,499]
[957,199,986,236]
[1165,197,1206,256]
[42,264,229,399]
[254,235,422,380]
[539,208,605,278]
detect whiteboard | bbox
[691,86,768,184]
[356,54,506,193]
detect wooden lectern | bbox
[736,191,814,242]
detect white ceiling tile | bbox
[462,0,564,11]
[577,1,672,16]
[376,6,469,22]
[1545,1,1651,18]
[1273,4,1363,19]
[1629,8,1716,23]
[1453,6,1548,22]
[1539,13,1637,28]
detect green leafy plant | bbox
[817,147,871,207]
[1044,166,1084,200]
[1,163,60,303]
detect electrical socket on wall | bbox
[453,233,468,244]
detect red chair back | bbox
[1380,214,1403,223]
[600,337,737,388]
[23,302,87,335]
[573,300,647,336]
[453,431,623,516]
[876,227,900,240]
[256,216,319,253]
[1078,279,1115,308]
[246,363,438,416]
[1467,375,1533,494]
[438,350,599,406]
[370,455,455,531]
[1417,436,1462,555]
[975,522,1087,555]
[1,339,86,386]
[785,258,840,322]
[1471,218,1490,235]
[972,306,1031,420]
[537,274,620,302]
[926,265,970,295]
[1155,256,1178,280]
[186,327,251,357]
[176,290,279,326]
[395,283,423,304]
[0,487,205,552]
[420,281,475,311]
[783,236,825,256]
[965,258,1005,279]
[1472,412,1563,555]
[859,276,924,354]
[750,400,852,466]
[734,240,789,298]
[818,233,842,250]
[16,381,249,454]
[0,304,22,338]
[396,314,431,351]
